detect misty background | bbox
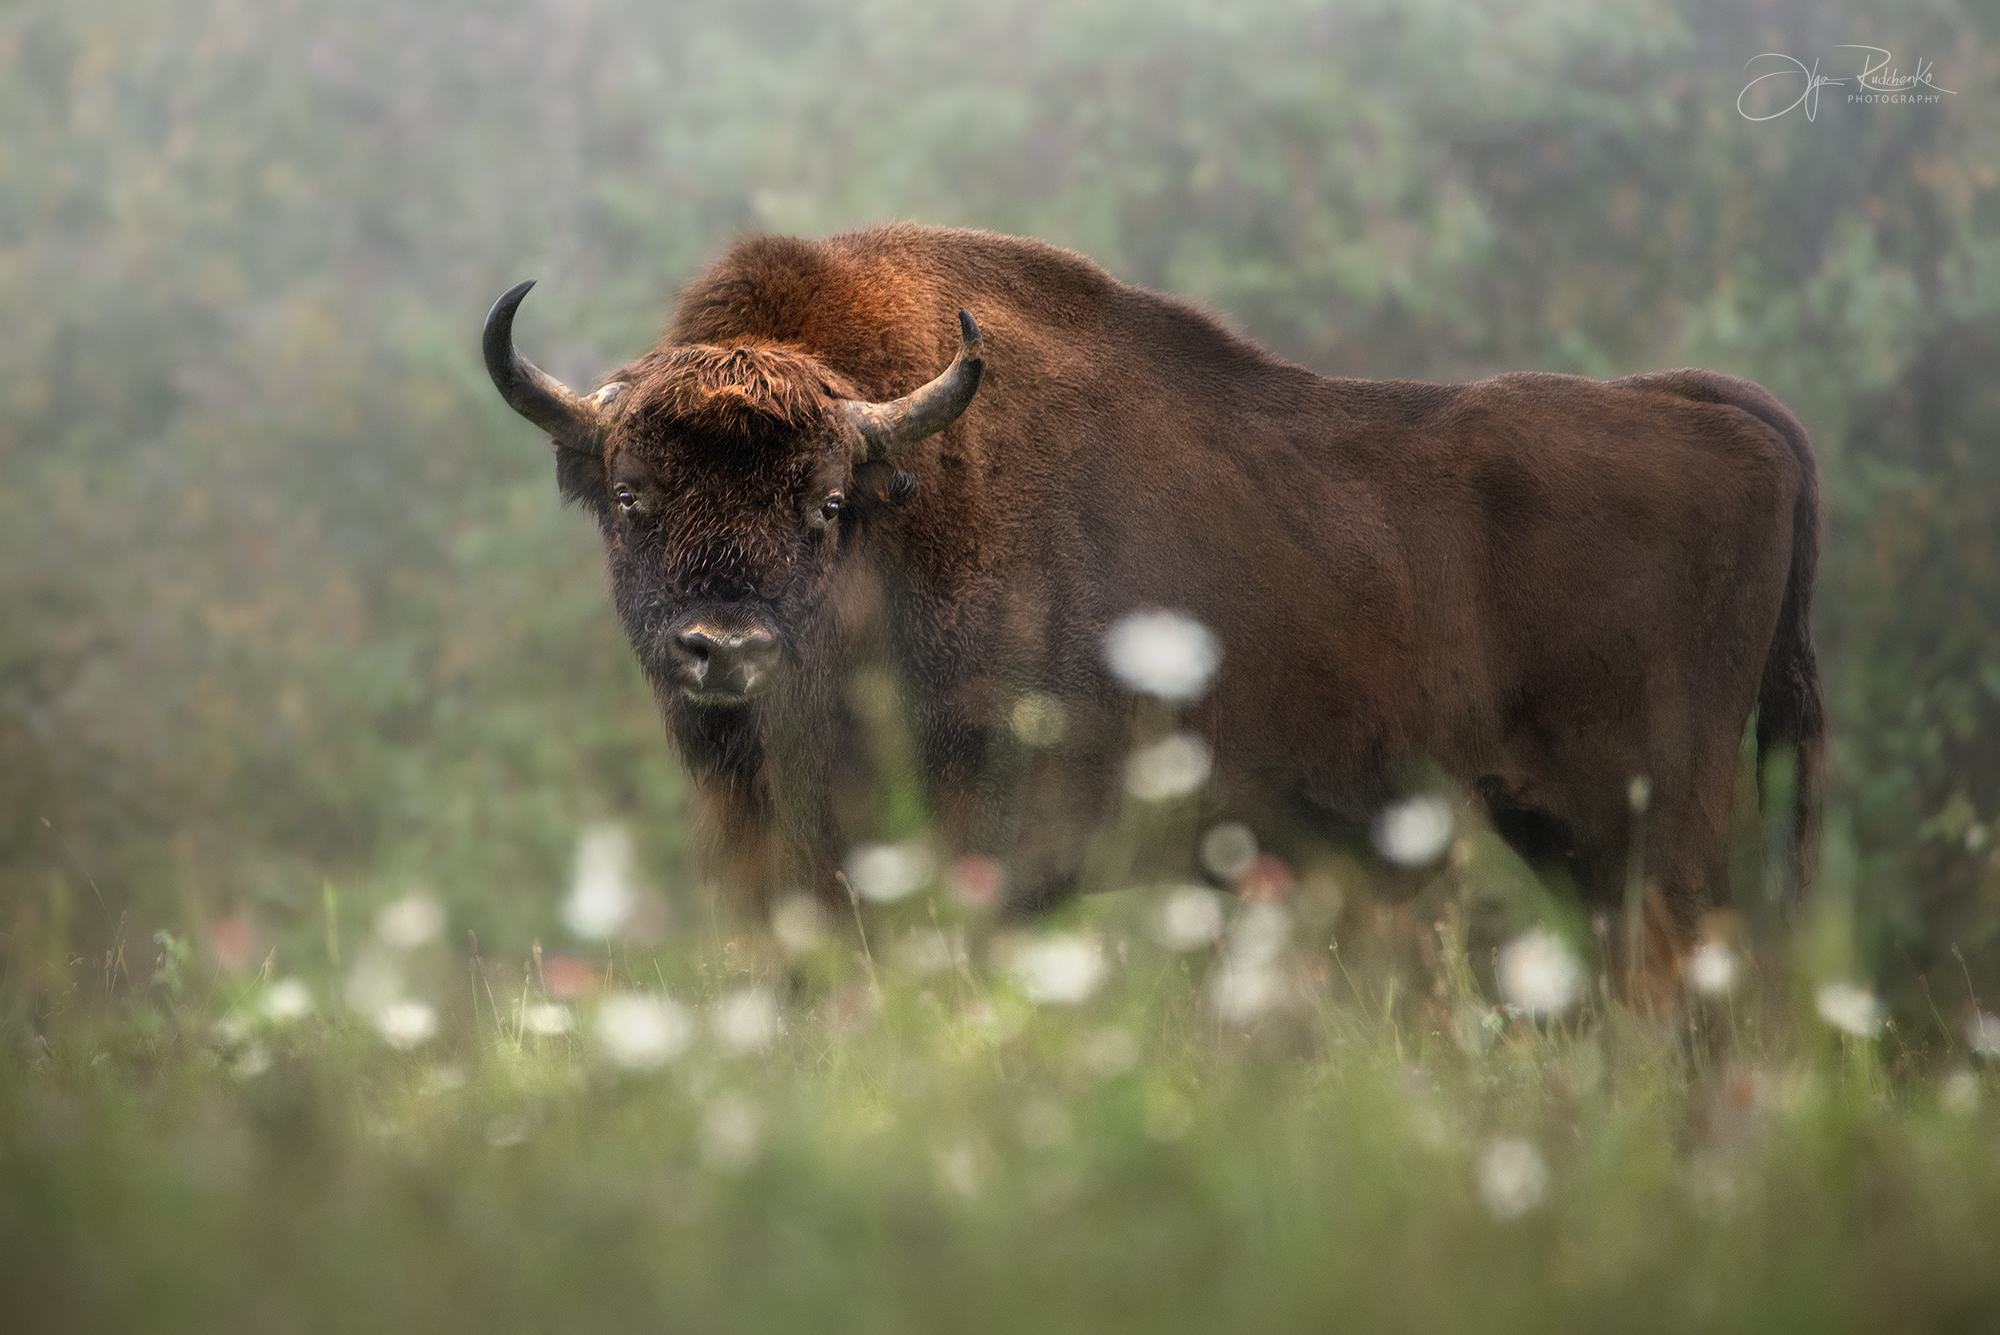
[3,0,1995,992]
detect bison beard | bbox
[483,223,1824,976]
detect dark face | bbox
[592,417,854,712]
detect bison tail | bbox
[1750,395,1826,899]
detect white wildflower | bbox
[523,1002,573,1036]
[375,999,438,1051]
[713,987,783,1053]
[770,894,824,955]
[596,992,692,1070]
[1227,901,1291,967]
[1497,928,1584,1017]
[1124,733,1212,802]
[563,823,639,939]
[1009,934,1107,1005]
[1104,610,1221,700]
[1477,1137,1550,1221]
[1208,959,1285,1024]
[1199,822,1259,881]
[210,1011,252,1048]
[344,948,404,1014]
[1815,981,1883,1038]
[1966,1011,2000,1058]
[263,977,313,1022]
[1152,885,1226,951]
[1371,795,1455,868]
[1205,901,1293,1023]
[376,894,444,950]
[1684,943,1739,997]
[845,841,934,903]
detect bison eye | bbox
[614,484,639,513]
[818,493,843,523]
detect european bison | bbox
[484,223,1822,965]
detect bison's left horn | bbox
[845,310,985,463]
[483,279,623,451]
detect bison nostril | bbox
[675,625,777,696]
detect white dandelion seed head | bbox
[344,949,405,1015]
[1152,885,1227,951]
[845,841,934,903]
[1478,1137,1550,1221]
[523,1002,573,1037]
[701,1094,765,1171]
[1497,928,1584,1017]
[1227,900,1293,968]
[1009,934,1107,1005]
[1207,958,1284,1024]
[595,992,692,1070]
[1965,1011,2000,1058]
[263,977,313,1022]
[376,894,445,951]
[1684,943,1740,997]
[563,823,639,940]
[1372,795,1455,868]
[375,999,438,1051]
[1124,733,1212,802]
[769,894,824,955]
[713,986,783,1053]
[1104,610,1221,700]
[1199,822,1259,881]
[1815,981,1884,1038]
[210,1011,252,1049]
[1008,692,1068,748]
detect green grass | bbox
[5,862,1999,1335]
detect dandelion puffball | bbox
[845,841,934,903]
[1371,795,1454,868]
[596,993,692,1069]
[1104,611,1220,700]
[1009,934,1107,1005]
[1496,928,1583,1017]
[1478,1138,1550,1221]
[1125,733,1212,802]
[563,823,640,939]
[1815,981,1883,1038]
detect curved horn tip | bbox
[488,278,538,327]
[957,310,982,357]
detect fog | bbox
[3,0,1995,992]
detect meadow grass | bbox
[5,840,1999,1335]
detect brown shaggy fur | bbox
[514,223,1824,968]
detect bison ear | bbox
[555,445,609,512]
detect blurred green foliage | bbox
[2,0,1997,994]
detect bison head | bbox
[483,281,983,719]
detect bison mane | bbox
[610,341,859,446]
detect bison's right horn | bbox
[483,280,623,451]
[845,310,985,463]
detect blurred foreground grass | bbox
[6,866,1999,1334]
